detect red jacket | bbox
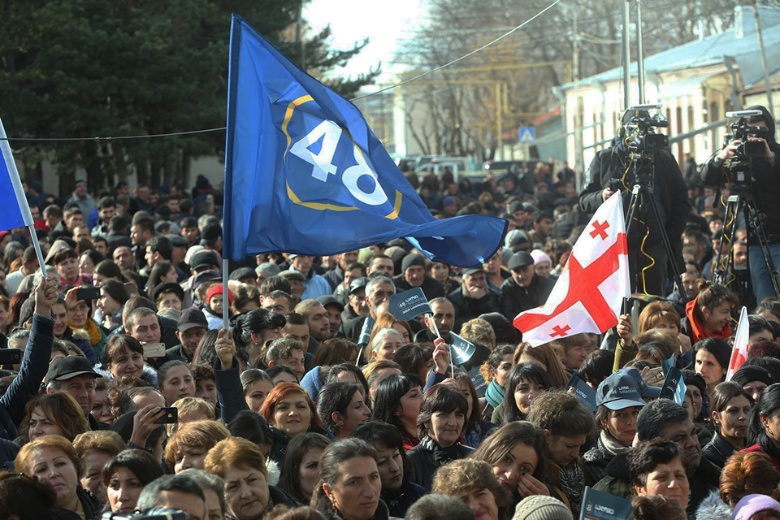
[740,444,780,475]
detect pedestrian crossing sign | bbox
[518,126,535,144]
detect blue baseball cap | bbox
[596,370,648,410]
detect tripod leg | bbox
[642,188,686,300]
[713,195,740,287]
[745,200,780,299]
[623,187,642,294]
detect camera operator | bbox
[579,110,690,296]
[701,104,780,303]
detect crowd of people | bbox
[0,107,780,520]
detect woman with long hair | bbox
[683,280,738,343]
[316,382,371,440]
[371,373,423,451]
[102,449,165,515]
[277,432,331,506]
[471,421,553,507]
[499,363,554,425]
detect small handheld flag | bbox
[726,306,750,381]
[0,117,47,275]
[388,288,432,321]
[449,332,477,366]
[223,16,506,267]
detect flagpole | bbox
[222,258,230,330]
[0,119,47,278]
[427,313,453,375]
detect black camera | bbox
[607,178,623,192]
[729,120,769,159]
[624,105,669,155]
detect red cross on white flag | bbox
[726,306,749,381]
[513,192,630,347]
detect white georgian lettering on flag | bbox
[513,192,630,347]
[726,306,749,381]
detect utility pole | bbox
[753,0,774,111]
[496,83,504,160]
[297,0,306,70]
[622,0,631,109]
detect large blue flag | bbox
[223,16,506,267]
[0,117,32,233]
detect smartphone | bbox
[76,287,101,301]
[0,348,22,365]
[154,407,178,424]
[142,343,167,359]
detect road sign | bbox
[518,126,535,144]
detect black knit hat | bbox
[732,365,773,387]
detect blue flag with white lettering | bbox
[0,117,29,233]
[223,16,506,266]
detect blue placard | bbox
[388,287,432,321]
[565,373,597,413]
[659,366,685,405]
[580,486,632,520]
[661,354,675,377]
[518,126,536,144]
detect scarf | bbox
[685,296,732,343]
[599,430,631,456]
[71,319,102,346]
[757,432,780,462]
[485,379,505,409]
[419,436,463,467]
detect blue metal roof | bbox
[561,5,780,90]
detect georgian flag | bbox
[726,306,749,381]
[514,193,630,346]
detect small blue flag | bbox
[565,373,597,413]
[449,332,477,366]
[388,287,432,321]
[0,117,31,233]
[580,487,632,519]
[660,366,686,405]
[223,16,506,266]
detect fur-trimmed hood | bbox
[694,490,731,520]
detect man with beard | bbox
[294,299,331,355]
[447,267,501,332]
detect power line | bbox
[351,0,563,101]
[0,126,225,143]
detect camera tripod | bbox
[622,153,687,300]
[712,181,780,302]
